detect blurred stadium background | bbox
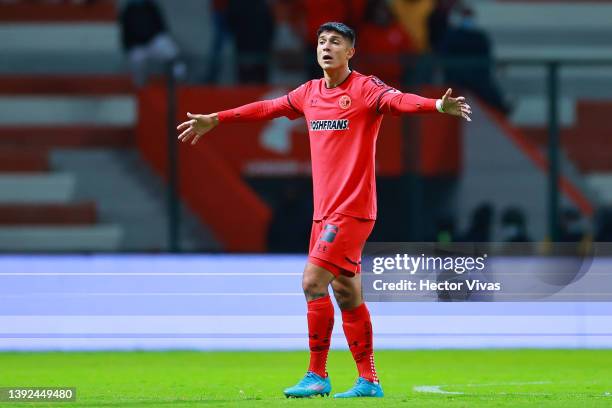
[1,0,612,360]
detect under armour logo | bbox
[320,224,338,243]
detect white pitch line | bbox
[414,381,552,395]
[465,381,552,387]
[0,273,301,276]
[413,385,463,395]
[0,292,302,297]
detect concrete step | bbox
[510,96,575,127]
[0,23,120,53]
[0,173,75,203]
[500,66,612,99]
[50,149,221,251]
[0,0,213,75]
[475,3,612,59]
[0,96,135,126]
[0,51,125,75]
[586,174,612,204]
[0,225,122,251]
[495,45,612,60]
[476,2,612,32]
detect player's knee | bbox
[302,275,328,300]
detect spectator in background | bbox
[205,0,230,83]
[389,0,435,54]
[439,4,511,114]
[435,216,455,243]
[270,0,306,84]
[595,206,612,241]
[500,207,530,242]
[555,207,592,257]
[559,207,587,243]
[460,202,494,242]
[356,0,417,88]
[227,0,275,84]
[119,0,185,87]
[428,0,459,53]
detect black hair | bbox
[316,22,355,47]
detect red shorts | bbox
[308,212,375,277]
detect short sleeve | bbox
[362,76,396,113]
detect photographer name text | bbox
[372,279,501,291]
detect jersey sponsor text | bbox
[309,119,349,131]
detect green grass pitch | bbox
[1,349,611,407]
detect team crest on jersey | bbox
[310,119,349,131]
[338,95,351,110]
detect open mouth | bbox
[322,55,333,61]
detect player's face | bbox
[317,31,355,71]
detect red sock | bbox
[341,303,379,383]
[307,295,334,377]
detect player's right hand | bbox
[177,112,219,145]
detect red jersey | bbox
[217,70,438,220]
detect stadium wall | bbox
[1,255,611,351]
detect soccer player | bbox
[177,22,471,398]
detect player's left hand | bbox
[441,88,472,122]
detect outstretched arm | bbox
[378,88,472,121]
[177,95,300,145]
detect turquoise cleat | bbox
[333,377,384,398]
[283,372,331,398]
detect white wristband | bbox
[436,99,444,113]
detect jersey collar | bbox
[323,70,354,91]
